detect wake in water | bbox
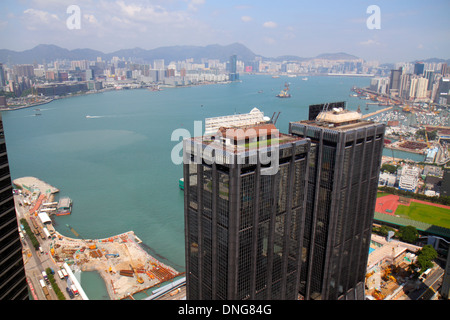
[85,115,105,119]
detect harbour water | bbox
[2,75,422,299]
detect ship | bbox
[276,83,291,98]
[57,197,72,216]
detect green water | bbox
[3,74,402,299]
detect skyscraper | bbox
[184,103,385,300]
[0,113,29,300]
[0,63,6,87]
[228,55,239,82]
[389,68,402,94]
[289,103,385,300]
[183,123,310,299]
[414,62,425,76]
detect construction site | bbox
[365,234,427,300]
[51,231,182,300]
[13,176,183,300]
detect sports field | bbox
[375,193,450,230]
[395,201,450,229]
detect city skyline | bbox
[1,1,449,63]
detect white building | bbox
[378,172,397,187]
[398,165,420,192]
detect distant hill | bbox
[0,43,260,65]
[314,52,360,60]
[272,52,360,62]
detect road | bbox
[15,195,80,300]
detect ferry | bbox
[57,197,72,216]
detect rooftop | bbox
[291,106,385,131]
[190,123,305,154]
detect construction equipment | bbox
[129,264,144,284]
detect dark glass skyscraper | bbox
[183,124,310,299]
[289,104,385,300]
[0,113,29,300]
[183,104,385,300]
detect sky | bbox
[1,0,449,63]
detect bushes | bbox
[416,245,438,273]
[19,218,40,250]
[45,268,66,300]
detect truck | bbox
[70,284,79,296]
[40,279,50,299]
[57,270,65,280]
[61,268,68,279]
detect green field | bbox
[395,201,450,229]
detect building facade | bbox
[0,113,29,300]
[183,124,310,299]
[289,104,385,300]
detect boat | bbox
[272,75,280,78]
[302,77,308,81]
[179,178,184,190]
[57,197,72,216]
[276,83,291,98]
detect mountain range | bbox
[0,43,361,65]
[0,43,448,66]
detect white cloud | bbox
[188,0,206,12]
[359,39,382,46]
[264,37,276,45]
[241,16,252,23]
[263,21,277,28]
[83,14,98,25]
[22,8,61,30]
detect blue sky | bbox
[1,0,449,63]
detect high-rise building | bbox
[0,63,5,87]
[228,55,239,82]
[183,102,385,300]
[183,123,310,299]
[289,103,385,300]
[414,62,425,76]
[0,113,29,300]
[153,59,165,71]
[389,68,402,94]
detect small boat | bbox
[302,77,308,81]
[179,178,184,190]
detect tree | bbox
[381,163,397,174]
[416,245,437,272]
[396,225,418,243]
